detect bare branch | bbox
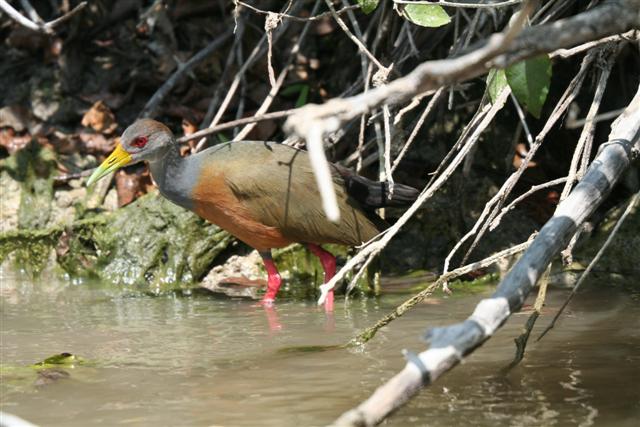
[330,83,640,427]
[0,0,87,34]
[393,0,524,8]
[141,30,233,119]
[286,1,639,220]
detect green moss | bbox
[1,192,233,292]
[89,193,233,292]
[1,140,57,230]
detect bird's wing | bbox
[218,143,383,246]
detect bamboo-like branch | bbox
[330,84,640,427]
[538,191,640,341]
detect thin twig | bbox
[177,109,298,144]
[141,30,233,118]
[393,0,524,8]
[233,0,320,141]
[559,44,619,202]
[350,237,534,346]
[0,0,87,34]
[324,0,388,72]
[391,89,445,173]
[194,1,301,152]
[490,177,568,231]
[236,0,359,22]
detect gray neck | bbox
[148,143,197,210]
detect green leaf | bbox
[295,85,310,108]
[505,55,552,118]
[280,83,306,97]
[486,68,508,104]
[357,0,380,14]
[400,4,451,28]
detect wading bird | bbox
[88,119,418,310]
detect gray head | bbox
[87,119,176,186]
[120,118,176,163]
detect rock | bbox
[0,171,21,233]
[200,251,265,299]
[0,105,31,132]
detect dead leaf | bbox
[115,166,152,207]
[0,105,31,132]
[81,101,118,134]
[0,129,31,155]
[181,118,197,135]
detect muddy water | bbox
[1,270,639,427]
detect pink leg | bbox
[260,252,282,304]
[307,244,336,312]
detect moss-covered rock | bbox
[1,192,233,292]
[88,193,233,292]
[1,140,57,230]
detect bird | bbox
[87,119,419,310]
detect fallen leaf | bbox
[0,129,31,155]
[115,165,152,207]
[81,101,118,134]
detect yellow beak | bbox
[86,144,132,186]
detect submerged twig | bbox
[350,238,533,346]
[505,265,550,370]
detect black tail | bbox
[334,165,420,209]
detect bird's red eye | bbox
[131,136,148,148]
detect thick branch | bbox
[284,0,640,219]
[331,85,640,427]
[289,0,638,132]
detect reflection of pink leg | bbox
[260,252,282,303]
[262,304,283,331]
[307,244,336,312]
